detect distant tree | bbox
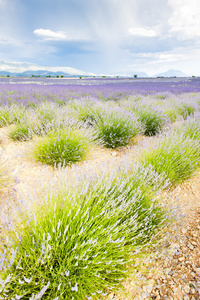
[134,74,138,78]
[102,75,106,78]
[7,75,10,77]
[56,75,59,78]
[79,76,82,79]
[116,76,119,78]
[192,75,195,78]
[61,75,64,78]
[93,76,95,78]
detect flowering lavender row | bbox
[0,77,200,105]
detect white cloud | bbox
[168,0,200,39]
[0,60,95,75]
[128,27,158,37]
[33,29,68,41]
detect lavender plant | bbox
[133,106,165,136]
[0,163,169,299]
[32,128,91,167]
[66,98,103,126]
[94,108,143,148]
[139,131,200,185]
[9,124,33,142]
[174,113,200,141]
[0,107,12,127]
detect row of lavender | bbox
[1,77,200,105]
[1,112,200,299]
[0,92,200,167]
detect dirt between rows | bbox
[0,125,200,300]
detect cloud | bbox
[128,27,158,37]
[33,29,68,41]
[168,0,200,40]
[0,60,95,75]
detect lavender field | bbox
[1,76,200,105]
[0,77,200,299]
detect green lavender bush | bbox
[139,130,200,185]
[32,128,91,167]
[94,108,143,148]
[9,124,33,142]
[0,107,12,127]
[178,113,200,140]
[134,106,165,136]
[0,163,169,299]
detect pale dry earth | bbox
[0,125,200,300]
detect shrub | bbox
[139,131,200,185]
[9,124,33,142]
[0,163,168,299]
[134,106,165,136]
[34,102,58,127]
[32,128,91,167]
[174,113,200,141]
[94,108,143,148]
[66,98,103,126]
[9,104,26,124]
[0,107,12,127]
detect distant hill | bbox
[0,70,89,77]
[0,60,95,77]
[154,69,189,78]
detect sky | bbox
[0,0,200,76]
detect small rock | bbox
[179,257,185,262]
[187,243,194,250]
[111,151,117,157]
[150,294,157,299]
[168,271,174,276]
[184,284,190,294]
[192,233,198,238]
[190,287,196,294]
[182,228,187,234]
[191,240,197,246]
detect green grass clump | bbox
[9,124,33,142]
[32,128,91,167]
[66,99,104,126]
[139,131,200,185]
[94,109,143,148]
[0,164,168,299]
[173,113,200,141]
[134,106,165,136]
[0,107,12,127]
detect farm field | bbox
[0,77,200,299]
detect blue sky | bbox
[0,0,200,76]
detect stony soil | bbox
[0,125,200,300]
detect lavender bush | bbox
[139,130,200,185]
[0,163,169,299]
[133,106,165,136]
[32,128,91,167]
[94,108,144,148]
[9,124,33,142]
